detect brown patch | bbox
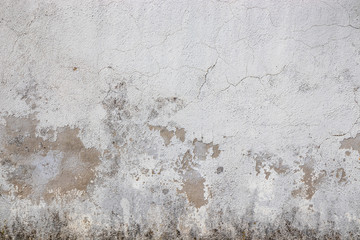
[175,150,208,208]
[264,171,271,180]
[345,151,351,156]
[271,159,288,175]
[178,150,193,172]
[336,168,347,183]
[73,67,78,71]
[212,144,220,158]
[340,134,360,153]
[255,155,264,176]
[148,125,174,146]
[253,153,288,180]
[0,115,100,202]
[175,128,185,142]
[292,162,326,200]
[159,128,174,146]
[193,138,220,160]
[177,169,207,209]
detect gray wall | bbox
[0,0,360,238]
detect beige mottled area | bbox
[292,162,326,200]
[147,127,220,208]
[254,153,289,180]
[335,168,347,183]
[0,115,100,202]
[177,150,194,172]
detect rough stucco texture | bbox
[1,0,360,239]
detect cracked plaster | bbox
[1,0,360,238]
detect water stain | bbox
[0,115,100,202]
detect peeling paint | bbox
[0,115,100,202]
[292,162,326,200]
[340,134,360,154]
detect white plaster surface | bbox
[1,0,360,238]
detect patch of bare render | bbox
[148,97,185,120]
[148,125,221,160]
[193,138,220,160]
[335,168,347,183]
[176,150,208,209]
[250,152,290,180]
[250,149,348,200]
[148,125,186,146]
[340,133,360,154]
[0,114,100,202]
[148,125,174,146]
[291,161,327,200]
[147,124,222,208]
[175,127,185,142]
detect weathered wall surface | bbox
[0,0,360,239]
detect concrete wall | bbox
[1,0,360,238]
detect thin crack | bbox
[197,59,218,98]
[331,87,360,137]
[235,65,287,87]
